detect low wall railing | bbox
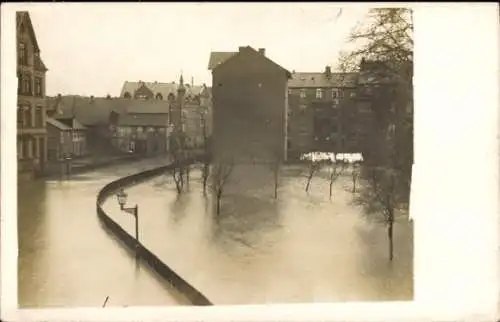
[96,153,212,306]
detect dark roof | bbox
[47,117,72,131]
[208,52,237,70]
[122,100,170,114]
[116,113,169,127]
[210,46,292,78]
[288,72,358,88]
[48,116,87,131]
[56,96,127,126]
[54,96,177,126]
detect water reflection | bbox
[212,192,282,252]
[123,166,413,304]
[17,159,188,307]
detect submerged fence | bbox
[96,154,212,306]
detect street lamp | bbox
[64,154,72,176]
[116,188,139,245]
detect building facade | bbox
[209,46,291,163]
[46,117,88,161]
[120,78,213,152]
[286,67,360,160]
[17,11,48,179]
[108,107,170,156]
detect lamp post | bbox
[116,188,139,245]
[64,154,72,177]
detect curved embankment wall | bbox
[96,155,212,306]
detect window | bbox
[22,74,32,95]
[316,88,324,99]
[17,108,23,127]
[332,88,342,99]
[34,77,42,96]
[123,92,131,99]
[300,89,306,99]
[60,132,64,144]
[17,73,22,94]
[156,93,163,100]
[34,106,43,127]
[18,42,27,65]
[288,89,292,95]
[23,108,32,127]
[332,99,340,107]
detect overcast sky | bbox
[23,3,370,97]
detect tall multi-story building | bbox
[286,66,359,160]
[16,11,48,179]
[209,46,291,163]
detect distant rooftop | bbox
[207,51,237,70]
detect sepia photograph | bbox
[13,4,415,308]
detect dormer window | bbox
[155,93,163,100]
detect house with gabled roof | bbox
[17,11,49,179]
[46,116,88,161]
[209,46,291,165]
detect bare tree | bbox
[351,161,361,193]
[335,9,414,262]
[200,117,210,194]
[355,166,406,261]
[202,158,210,194]
[328,156,344,199]
[169,130,187,194]
[211,159,234,215]
[269,150,282,199]
[305,160,322,193]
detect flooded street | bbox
[18,158,190,307]
[103,165,413,305]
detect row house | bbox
[17,11,48,179]
[287,67,360,160]
[52,95,129,154]
[120,78,213,150]
[46,117,87,161]
[108,109,169,156]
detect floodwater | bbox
[102,165,413,305]
[17,158,190,307]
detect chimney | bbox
[258,48,266,56]
[191,77,194,87]
[89,95,95,104]
[325,66,332,78]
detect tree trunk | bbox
[216,190,222,215]
[352,175,357,193]
[329,179,333,199]
[388,220,394,261]
[202,163,209,194]
[305,174,313,192]
[274,171,278,199]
